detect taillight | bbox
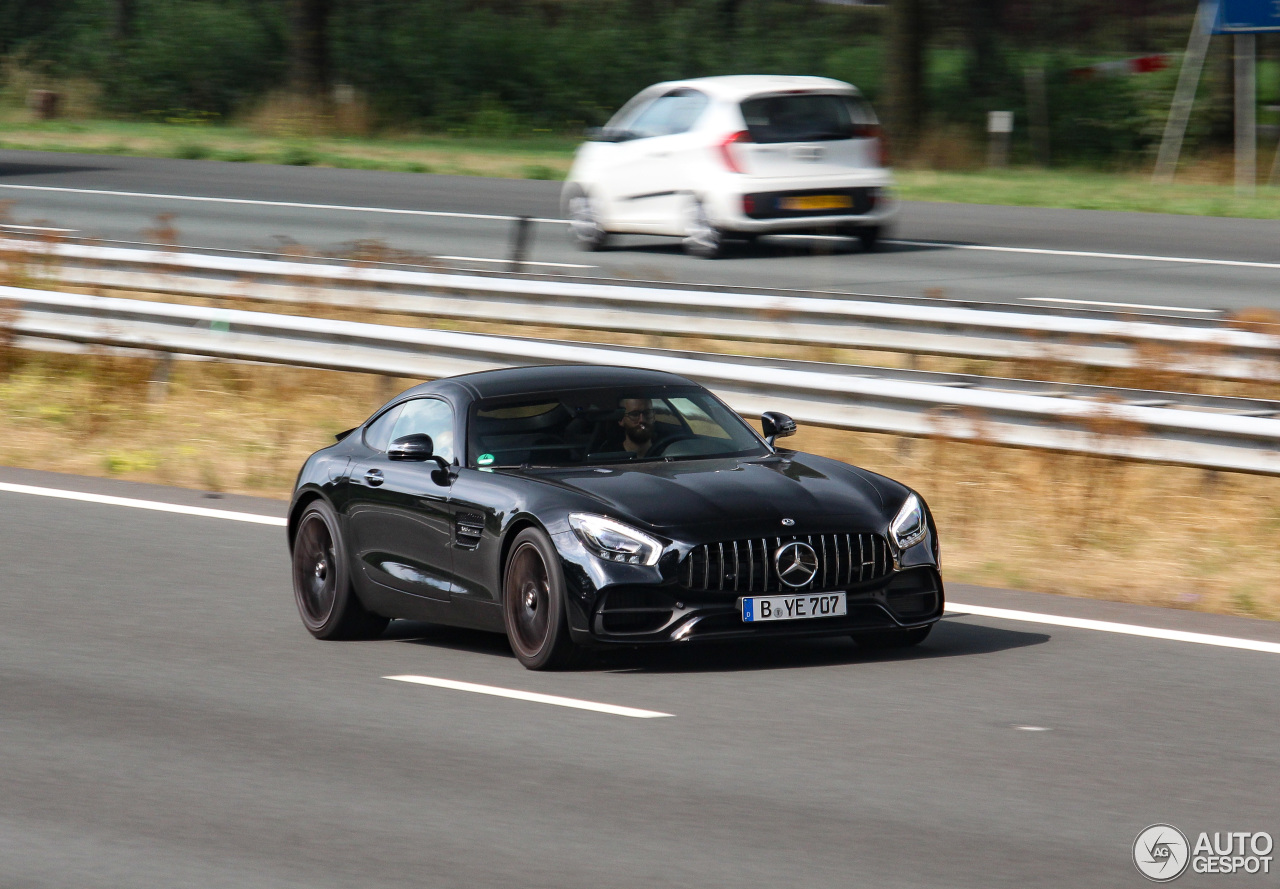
[872,125,889,167]
[718,130,751,174]
[853,123,889,167]
[742,195,755,215]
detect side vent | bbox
[455,512,485,549]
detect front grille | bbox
[682,533,890,593]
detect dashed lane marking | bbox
[385,675,674,718]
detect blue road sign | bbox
[1215,0,1280,32]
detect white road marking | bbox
[384,675,674,718]
[433,254,595,269]
[947,602,1280,655]
[4,482,1279,656]
[0,224,78,233]
[889,238,1280,272]
[1013,725,1051,732]
[1021,296,1220,314]
[0,183,567,225]
[0,481,286,526]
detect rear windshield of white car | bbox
[740,93,875,143]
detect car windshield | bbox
[740,92,874,143]
[468,386,769,468]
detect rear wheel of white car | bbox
[566,190,608,251]
[683,199,725,259]
[853,225,881,252]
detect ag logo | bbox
[1134,824,1190,882]
[774,541,818,588]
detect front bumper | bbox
[575,566,944,646]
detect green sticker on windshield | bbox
[477,453,495,466]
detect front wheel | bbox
[291,501,389,640]
[566,190,608,251]
[852,625,931,649]
[502,527,580,670]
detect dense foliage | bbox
[1,0,1264,165]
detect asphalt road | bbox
[3,149,1279,312]
[3,465,1278,889]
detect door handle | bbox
[364,468,384,487]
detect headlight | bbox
[889,494,927,551]
[568,514,663,566]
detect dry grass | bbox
[242,90,374,139]
[3,239,1279,619]
[1,345,1278,621]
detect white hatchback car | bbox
[561,75,895,258]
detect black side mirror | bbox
[761,411,797,445]
[388,433,453,484]
[388,433,434,461]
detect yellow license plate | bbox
[779,195,853,211]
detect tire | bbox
[566,189,608,251]
[852,625,931,649]
[291,501,389,640]
[854,225,881,253]
[502,527,580,670]
[682,199,725,259]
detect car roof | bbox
[405,365,702,402]
[649,75,858,101]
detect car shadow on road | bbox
[596,235,946,261]
[0,160,111,178]
[387,615,1049,674]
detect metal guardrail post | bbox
[508,216,533,272]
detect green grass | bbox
[2,112,1278,218]
[894,166,1280,219]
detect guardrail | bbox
[5,285,1280,476]
[7,238,1280,383]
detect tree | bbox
[885,0,927,150]
[289,0,332,96]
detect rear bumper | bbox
[707,173,897,234]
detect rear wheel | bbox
[853,225,881,252]
[683,199,725,259]
[852,625,931,649]
[291,501,389,640]
[502,527,580,670]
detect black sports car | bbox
[287,365,943,669]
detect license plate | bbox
[779,195,853,211]
[741,592,847,622]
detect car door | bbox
[598,89,709,230]
[347,397,458,603]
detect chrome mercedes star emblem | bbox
[781,518,795,527]
[775,541,819,588]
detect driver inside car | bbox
[618,397,658,457]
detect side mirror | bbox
[388,433,434,461]
[388,433,453,485]
[761,411,797,445]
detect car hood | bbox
[515,453,901,534]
